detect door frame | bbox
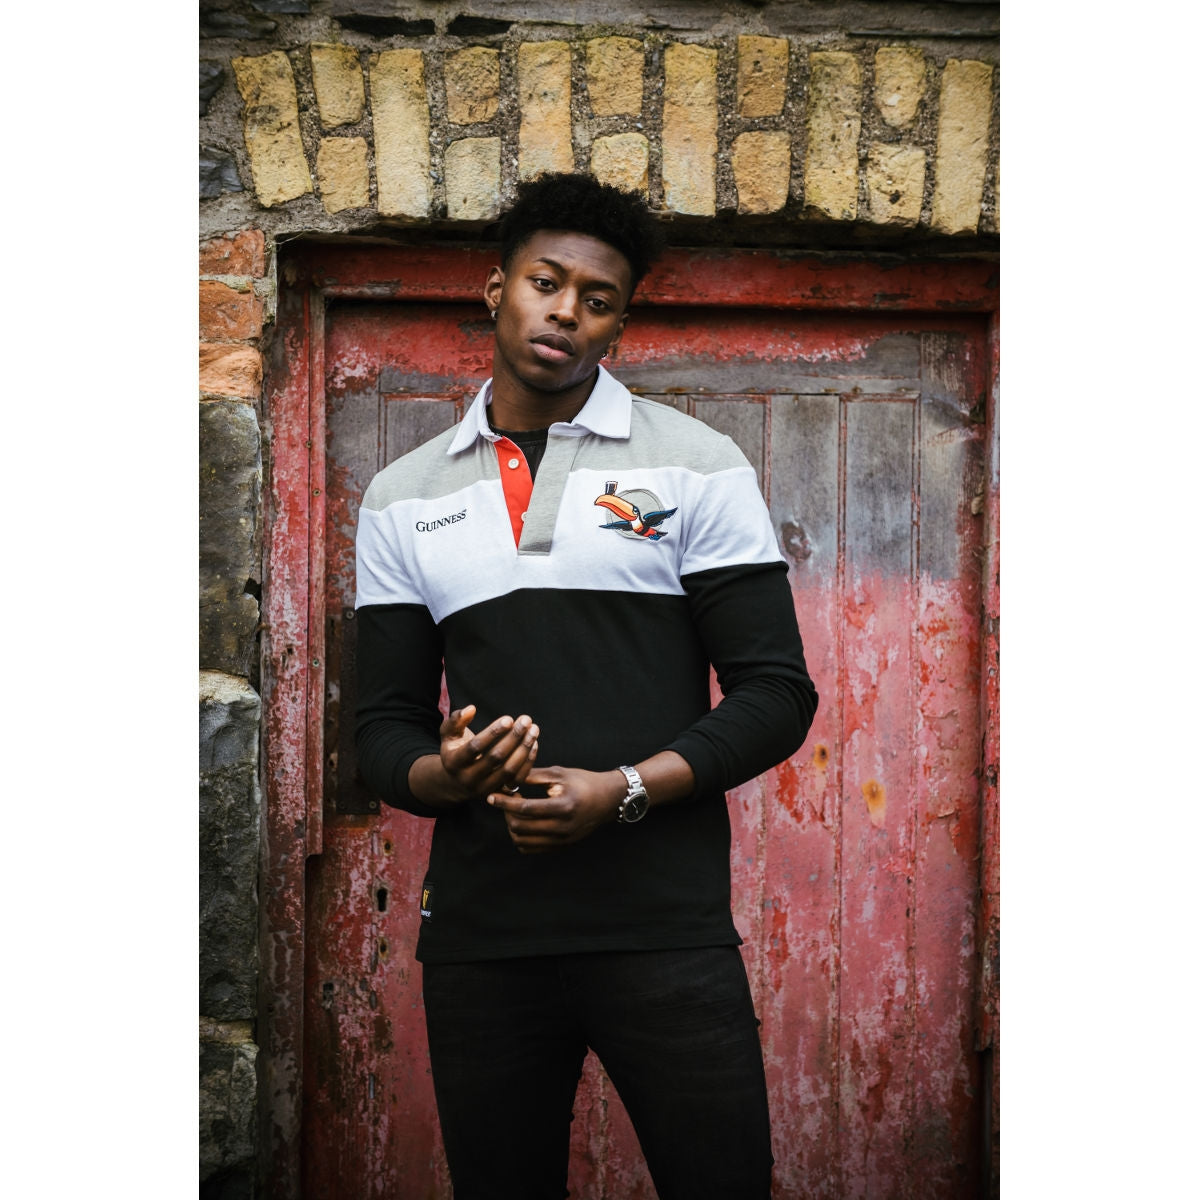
[259,242,1000,1198]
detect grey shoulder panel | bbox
[576,397,751,475]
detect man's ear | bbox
[484,266,505,315]
[607,310,630,356]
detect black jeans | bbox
[422,946,773,1200]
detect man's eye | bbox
[587,298,610,311]
[532,277,554,289]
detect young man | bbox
[354,173,818,1199]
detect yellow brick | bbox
[865,143,925,226]
[445,46,500,125]
[585,37,643,117]
[662,43,718,216]
[371,49,431,218]
[232,52,312,208]
[732,131,791,214]
[737,35,788,118]
[445,137,502,221]
[310,43,365,128]
[931,59,994,235]
[316,137,370,213]
[518,42,573,179]
[590,133,649,194]
[873,46,926,129]
[804,50,862,221]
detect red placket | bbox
[494,437,534,549]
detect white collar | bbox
[447,364,632,455]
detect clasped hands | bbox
[430,704,626,854]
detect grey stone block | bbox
[199,1024,258,1185]
[200,61,225,117]
[201,145,244,200]
[200,401,261,677]
[200,683,261,772]
[200,673,261,1021]
[200,9,278,39]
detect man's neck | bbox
[487,362,599,431]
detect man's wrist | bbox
[614,764,650,824]
[607,768,629,819]
[614,751,695,813]
[409,753,471,808]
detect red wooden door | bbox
[262,247,999,1200]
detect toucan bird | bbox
[594,493,677,540]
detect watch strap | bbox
[616,765,649,823]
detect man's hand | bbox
[487,765,626,854]
[409,704,539,808]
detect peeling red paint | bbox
[283,244,998,314]
[775,754,804,824]
[976,314,1001,1196]
[768,895,792,959]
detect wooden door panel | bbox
[300,298,988,1199]
[692,395,767,490]
[911,341,985,1194]
[838,399,918,1195]
[762,391,840,1197]
[382,395,460,466]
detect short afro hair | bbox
[496,173,665,299]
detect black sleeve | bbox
[663,561,818,798]
[354,602,447,817]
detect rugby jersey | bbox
[355,365,817,963]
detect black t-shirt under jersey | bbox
[491,424,549,480]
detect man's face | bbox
[485,229,633,397]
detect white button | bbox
[507,457,520,469]
[520,512,527,522]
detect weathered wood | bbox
[770,393,840,575]
[911,340,985,1193]
[611,321,925,396]
[294,244,999,313]
[693,395,767,491]
[261,280,315,1200]
[765,393,841,1196]
[845,399,916,574]
[838,401,917,1196]
[384,396,460,466]
[977,314,1001,1198]
[262,246,997,1199]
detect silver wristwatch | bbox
[616,765,650,824]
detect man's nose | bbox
[547,288,579,326]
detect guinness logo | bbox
[415,509,467,533]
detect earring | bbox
[490,309,497,321]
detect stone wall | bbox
[198,2,998,1193]
[199,229,269,1196]
[201,1,998,242]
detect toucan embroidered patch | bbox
[594,480,678,541]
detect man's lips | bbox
[529,333,575,362]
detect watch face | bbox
[620,790,649,823]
